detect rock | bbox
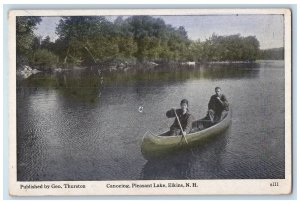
[31,69,41,74]
[17,65,41,79]
[118,63,126,69]
[182,61,196,66]
[23,65,32,71]
[149,62,159,66]
[54,68,63,72]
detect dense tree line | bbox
[188,34,260,62]
[16,15,281,71]
[53,16,190,66]
[258,47,284,60]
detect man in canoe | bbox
[166,99,194,136]
[207,87,229,123]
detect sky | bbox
[34,14,284,49]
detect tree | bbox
[55,16,116,65]
[199,34,260,62]
[16,16,42,67]
[188,40,204,61]
[41,36,53,50]
[33,15,264,69]
[124,16,190,62]
[31,49,58,70]
[259,47,284,60]
[54,15,192,65]
[32,35,42,50]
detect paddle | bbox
[173,109,189,145]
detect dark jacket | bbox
[208,94,229,115]
[166,109,194,133]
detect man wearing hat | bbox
[166,99,194,136]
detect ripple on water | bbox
[17,61,285,181]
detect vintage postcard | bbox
[8,8,292,196]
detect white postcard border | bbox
[8,8,292,196]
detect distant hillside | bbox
[259,47,284,60]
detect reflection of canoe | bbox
[141,108,232,159]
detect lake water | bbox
[17,60,285,181]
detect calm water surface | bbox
[17,61,285,181]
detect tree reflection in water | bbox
[17,69,104,104]
[17,63,260,104]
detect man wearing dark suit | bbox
[207,87,229,123]
[166,99,194,136]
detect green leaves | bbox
[188,34,260,62]
[31,49,58,70]
[54,15,192,64]
[16,16,42,67]
[259,48,284,60]
[16,15,266,70]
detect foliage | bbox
[188,34,260,62]
[53,16,191,65]
[55,16,117,65]
[31,49,58,70]
[123,16,190,62]
[16,16,42,67]
[17,15,282,71]
[259,47,284,60]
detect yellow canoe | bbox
[141,108,232,159]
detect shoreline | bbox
[17,59,284,78]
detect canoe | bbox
[141,108,232,159]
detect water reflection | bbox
[17,63,260,103]
[105,64,260,85]
[141,127,231,180]
[16,61,285,180]
[141,151,194,180]
[17,69,103,103]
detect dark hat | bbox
[180,99,189,106]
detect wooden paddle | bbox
[173,109,189,145]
